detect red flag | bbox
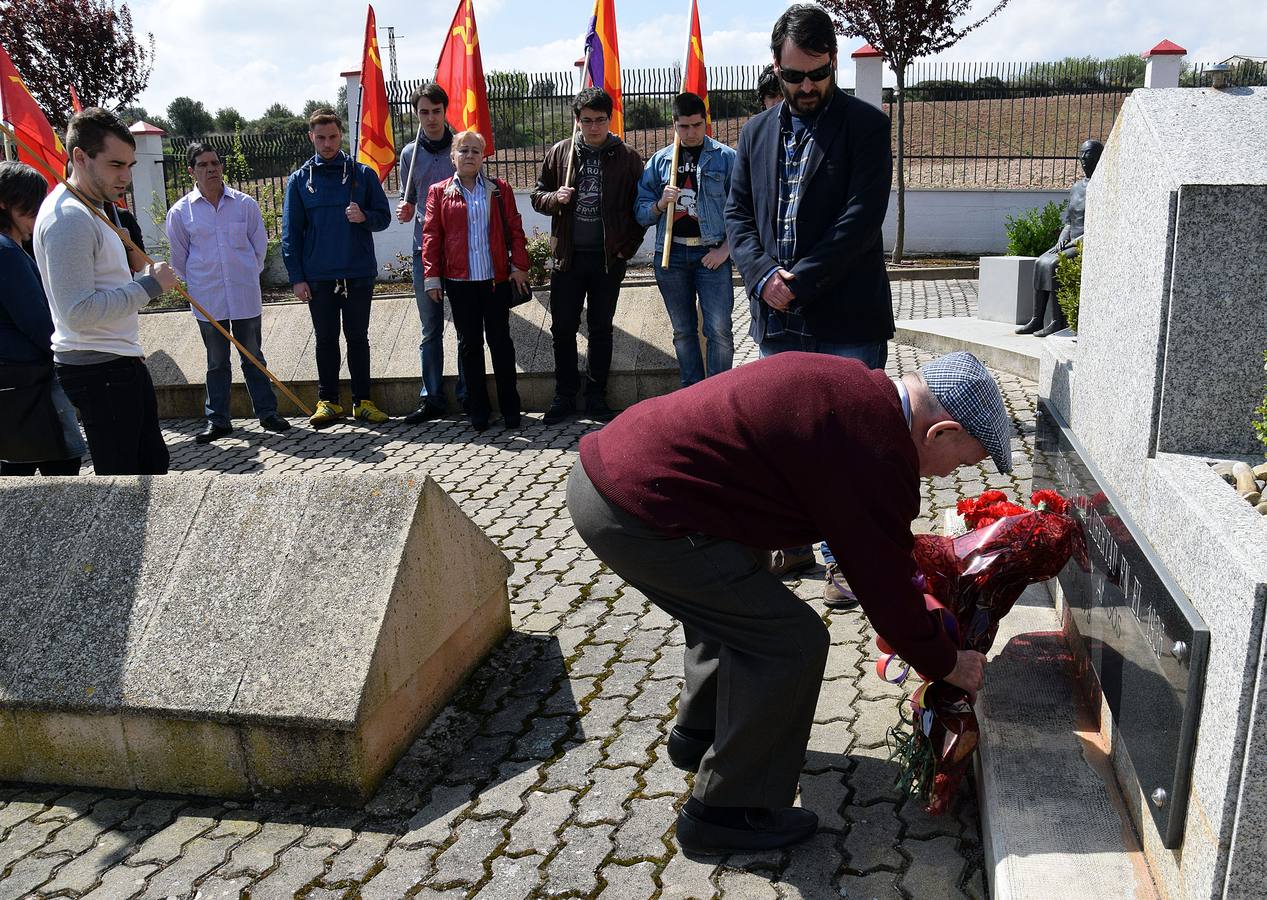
[583,0,624,137]
[68,84,82,113]
[356,4,396,182]
[435,0,495,155]
[682,0,710,135]
[0,43,68,191]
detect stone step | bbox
[895,315,1053,381]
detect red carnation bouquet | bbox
[877,489,1086,814]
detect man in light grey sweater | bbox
[33,108,178,475]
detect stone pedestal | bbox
[1038,87,1267,899]
[0,473,512,802]
[977,256,1036,324]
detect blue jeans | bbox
[413,249,465,408]
[654,245,735,387]
[197,316,277,426]
[759,334,889,567]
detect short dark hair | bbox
[771,3,837,62]
[410,82,448,111]
[757,64,780,100]
[0,161,48,233]
[673,92,707,120]
[307,108,343,131]
[65,107,135,159]
[186,141,221,169]
[572,87,613,119]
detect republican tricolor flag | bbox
[435,0,495,155]
[583,0,624,137]
[356,5,396,183]
[0,43,68,192]
[682,0,710,135]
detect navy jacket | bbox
[282,152,391,284]
[0,234,54,364]
[726,88,894,344]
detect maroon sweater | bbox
[579,352,956,680]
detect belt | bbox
[672,236,720,248]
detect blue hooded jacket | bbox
[281,152,391,284]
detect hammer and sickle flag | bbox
[435,0,495,156]
[0,43,68,192]
[357,4,396,182]
[682,0,711,135]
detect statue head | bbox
[1078,139,1104,178]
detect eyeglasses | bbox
[778,63,833,85]
[578,116,609,126]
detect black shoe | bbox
[259,414,291,433]
[1015,317,1044,335]
[195,422,233,444]
[543,396,575,425]
[667,726,713,771]
[676,801,818,854]
[403,403,445,425]
[1034,319,1067,337]
[503,414,522,430]
[585,394,617,421]
[471,418,490,432]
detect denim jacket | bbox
[636,135,736,251]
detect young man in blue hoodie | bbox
[282,108,392,427]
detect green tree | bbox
[223,127,252,182]
[166,96,214,136]
[301,99,335,119]
[214,107,246,132]
[263,102,294,118]
[0,0,154,129]
[115,104,148,125]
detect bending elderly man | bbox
[567,350,1011,854]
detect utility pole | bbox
[381,26,404,83]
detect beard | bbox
[782,78,832,115]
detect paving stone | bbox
[470,852,543,900]
[301,825,358,849]
[505,790,577,855]
[512,714,576,761]
[899,834,967,898]
[193,873,255,899]
[628,676,679,718]
[129,813,216,865]
[578,697,629,740]
[137,834,238,899]
[39,830,135,896]
[611,797,676,861]
[716,868,779,898]
[80,862,157,900]
[569,642,621,678]
[577,766,640,825]
[542,741,605,790]
[248,843,331,898]
[400,784,475,848]
[0,799,45,832]
[359,843,435,900]
[207,816,263,840]
[659,850,718,899]
[431,816,507,886]
[600,859,658,898]
[815,677,861,723]
[541,823,614,896]
[473,763,544,816]
[641,750,692,797]
[220,821,303,876]
[899,794,964,839]
[838,870,905,898]
[807,720,854,764]
[604,717,664,768]
[41,796,139,855]
[842,803,904,872]
[322,830,393,885]
[800,771,850,832]
[0,817,59,869]
[0,850,71,900]
[779,831,845,898]
[847,748,904,805]
[30,790,98,823]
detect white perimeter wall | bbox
[368,187,1070,275]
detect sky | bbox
[126,0,1267,120]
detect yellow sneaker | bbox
[309,400,344,428]
[352,399,390,424]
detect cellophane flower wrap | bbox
[878,490,1087,814]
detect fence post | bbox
[1143,40,1185,88]
[128,120,167,250]
[852,43,885,110]
[342,69,362,141]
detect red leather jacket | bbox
[421,175,530,290]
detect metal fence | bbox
[161,58,1267,237]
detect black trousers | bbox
[308,277,374,404]
[56,357,169,475]
[444,279,521,425]
[549,251,626,398]
[0,458,81,476]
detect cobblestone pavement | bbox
[0,281,1035,900]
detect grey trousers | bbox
[567,462,830,807]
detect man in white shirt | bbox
[166,142,290,443]
[34,107,178,475]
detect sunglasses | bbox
[778,63,833,85]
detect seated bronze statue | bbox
[1017,139,1103,336]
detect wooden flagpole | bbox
[0,122,314,418]
[563,46,593,190]
[660,0,696,269]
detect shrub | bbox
[624,99,669,130]
[526,228,552,286]
[1004,200,1067,257]
[1054,244,1082,333]
[1254,350,1267,460]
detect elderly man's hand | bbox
[945,650,986,700]
[761,268,796,311]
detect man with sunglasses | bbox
[727,3,895,603]
[530,88,645,425]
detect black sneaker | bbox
[259,414,292,433]
[543,396,575,425]
[585,395,617,421]
[403,403,445,425]
[195,422,233,444]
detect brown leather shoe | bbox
[768,548,815,577]
[823,563,860,609]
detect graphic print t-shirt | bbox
[572,147,604,250]
[671,144,703,240]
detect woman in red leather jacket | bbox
[421,130,530,431]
